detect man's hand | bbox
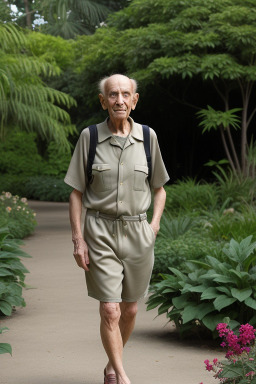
[73,238,90,271]
[149,222,160,238]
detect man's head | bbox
[98,74,139,122]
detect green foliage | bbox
[0,22,77,148]
[159,213,196,240]
[0,130,71,201]
[208,208,256,243]
[197,107,242,133]
[66,0,256,176]
[0,327,12,356]
[0,192,37,239]
[147,236,256,338]
[214,167,256,206]
[0,228,31,317]
[0,175,30,198]
[164,179,219,214]
[0,131,45,176]
[42,141,71,177]
[153,232,222,278]
[24,176,72,202]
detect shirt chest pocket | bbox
[134,164,148,191]
[91,164,112,192]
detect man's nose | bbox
[116,93,124,104]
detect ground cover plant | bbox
[0,192,36,239]
[0,327,12,356]
[148,236,256,339]
[0,228,31,317]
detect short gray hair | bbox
[98,74,138,95]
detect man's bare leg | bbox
[100,302,138,384]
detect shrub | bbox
[24,176,72,202]
[215,168,256,207]
[165,179,219,215]
[0,130,71,178]
[153,232,222,278]
[0,131,45,176]
[209,208,256,243]
[0,192,36,239]
[41,141,71,177]
[0,228,31,317]
[147,236,256,339]
[0,174,29,197]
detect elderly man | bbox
[64,74,169,384]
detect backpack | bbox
[87,124,151,184]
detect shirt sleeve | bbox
[64,128,90,193]
[149,128,170,188]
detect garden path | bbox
[1,201,222,384]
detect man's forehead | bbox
[105,76,133,92]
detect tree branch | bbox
[212,80,226,104]
[220,126,236,172]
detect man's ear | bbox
[132,93,139,110]
[99,94,108,110]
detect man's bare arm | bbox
[150,186,166,237]
[69,189,90,271]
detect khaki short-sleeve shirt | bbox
[64,117,169,216]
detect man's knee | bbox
[100,302,121,330]
[120,302,138,322]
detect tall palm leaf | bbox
[0,23,76,148]
[40,0,111,38]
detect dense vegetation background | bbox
[2,0,256,341]
[2,0,256,181]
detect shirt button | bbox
[120,182,123,186]
[119,201,122,204]
[121,162,124,165]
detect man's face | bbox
[99,75,139,122]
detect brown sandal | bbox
[104,368,117,384]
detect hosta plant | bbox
[0,327,12,356]
[0,228,31,316]
[147,236,256,338]
[202,323,256,383]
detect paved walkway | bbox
[1,201,221,384]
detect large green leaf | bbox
[182,303,198,324]
[0,268,13,277]
[201,287,219,300]
[212,274,235,284]
[0,343,12,355]
[213,295,237,311]
[172,294,190,309]
[0,300,12,316]
[245,297,256,310]
[202,313,227,331]
[231,287,252,302]
[220,365,244,378]
[146,296,164,311]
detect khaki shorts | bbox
[83,212,155,302]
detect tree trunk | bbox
[24,0,32,28]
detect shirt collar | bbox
[97,117,144,143]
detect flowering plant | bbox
[202,323,256,383]
[0,191,36,239]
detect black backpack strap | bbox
[142,125,152,181]
[87,125,98,183]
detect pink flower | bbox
[204,360,213,371]
[239,324,255,345]
[246,371,255,377]
[213,358,218,365]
